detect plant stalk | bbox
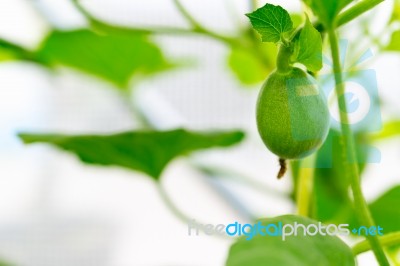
[296,154,316,216]
[71,0,240,47]
[337,0,385,27]
[157,182,192,224]
[172,0,204,31]
[157,182,230,240]
[276,44,293,73]
[250,0,259,11]
[353,232,400,255]
[0,38,48,65]
[327,28,389,266]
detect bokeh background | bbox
[0,0,399,265]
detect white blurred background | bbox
[0,0,399,265]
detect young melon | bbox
[256,67,330,160]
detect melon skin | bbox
[256,67,330,159]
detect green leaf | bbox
[293,17,323,72]
[369,120,400,141]
[349,186,400,234]
[228,44,276,85]
[18,129,244,180]
[303,0,352,27]
[347,186,400,233]
[386,30,400,51]
[0,260,12,266]
[291,14,305,29]
[389,248,400,266]
[246,4,293,43]
[36,29,172,88]
[369,186,400,233]
[226,215,355,266]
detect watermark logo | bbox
[188,220,384,241]
[286,39,382,167]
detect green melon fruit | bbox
[256,67,330,159]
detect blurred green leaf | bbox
[291,14,304,29]
[18,129,244,180]
[369,120,400,141]
[388,246,400,265]
[293,17,323,72]
[390,0,400,22]
[36,29,172,88]
[226,215,355,266]
[386,30,400,51]
[228,44,275,85]
[302,0,352,27]
[246,4,293,43]
[368,186,400,233]
[0,260,12,266]
[347,186,400,233]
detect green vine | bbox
[328,27,390,266]
[353,231,400,255]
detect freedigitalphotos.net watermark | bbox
[188,220,384,241]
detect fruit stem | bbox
[296,154,316,216]
[277,158,287,179]
[276,44,293,73]
[327,28,389,266]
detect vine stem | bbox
[0,38,48,65]
[156,182,230,240]
[337,0,385,28]
[157,182,192,224]
[172,0,239,45]
[353,232,400,255]
[193,164,289,200]
[296,154,316,216]
[327,28,389,266]
[172,0,204,31]
[71,0,239,46]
